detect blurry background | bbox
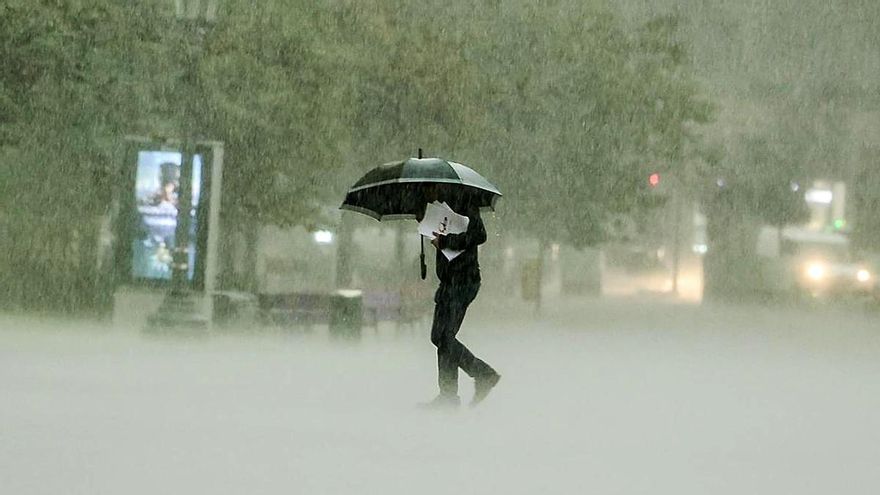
[1,0,879,320]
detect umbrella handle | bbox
[420,235,427,280]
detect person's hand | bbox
[431,232,443,248]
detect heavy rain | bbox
[2,1,880,493]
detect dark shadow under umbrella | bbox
[341,153,502,279]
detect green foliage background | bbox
[2,0,878,310]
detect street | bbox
[3,297,880,494]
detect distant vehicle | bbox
[756,226,875,300]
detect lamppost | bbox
[146,0,220,331]
[170,0,217,290]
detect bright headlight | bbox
[806,262,826,281]
[857,269,871,283]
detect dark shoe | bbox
[417,394,461,410]
[471,373,501,407]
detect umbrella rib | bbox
[348,177,501,195]
[339,203,382,220]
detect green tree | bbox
[0,0,170,312]
[467,4,711,248]
[0,0,717,311]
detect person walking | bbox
[420,187,501,409]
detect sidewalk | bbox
[469,289,880,344]
[470,290,701,331]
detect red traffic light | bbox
[648,173,660,187]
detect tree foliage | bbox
[0,0,713,309]
[465,5,712,247]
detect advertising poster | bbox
[131,150,202,281]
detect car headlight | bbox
[857,269,871,283]
[805,262,826,281]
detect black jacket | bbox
[435,207,487,285]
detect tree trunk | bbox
[335,212,354,288]
[535,240,547,314]
[241,222,260,293]
[218,215,260,293]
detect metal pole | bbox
[172,139,194,292]
[204,143,224,293]
[175,21,204,293]
[335,213,353,288]
[144,9,211,332]
[671,194,681,295]
[204,142,224,318]
[535,240,546,315]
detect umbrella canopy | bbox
[341,157,502,220]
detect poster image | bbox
[131,150,202,281]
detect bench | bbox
[258,292,331,328]
[258,288,433,330]
[362,287,433,329]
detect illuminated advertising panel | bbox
[131,151,202,281]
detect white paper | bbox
[418,201,470,261]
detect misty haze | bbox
[2,1,880,494]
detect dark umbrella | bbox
[341,153,502,278]
[341,157,501,220]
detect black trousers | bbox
[430,282,495,396]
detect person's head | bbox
[423,183,459,204]
[161,181,176,200]
[159,162,179,187]
[156,162,179,203]
[423,183,439,203]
